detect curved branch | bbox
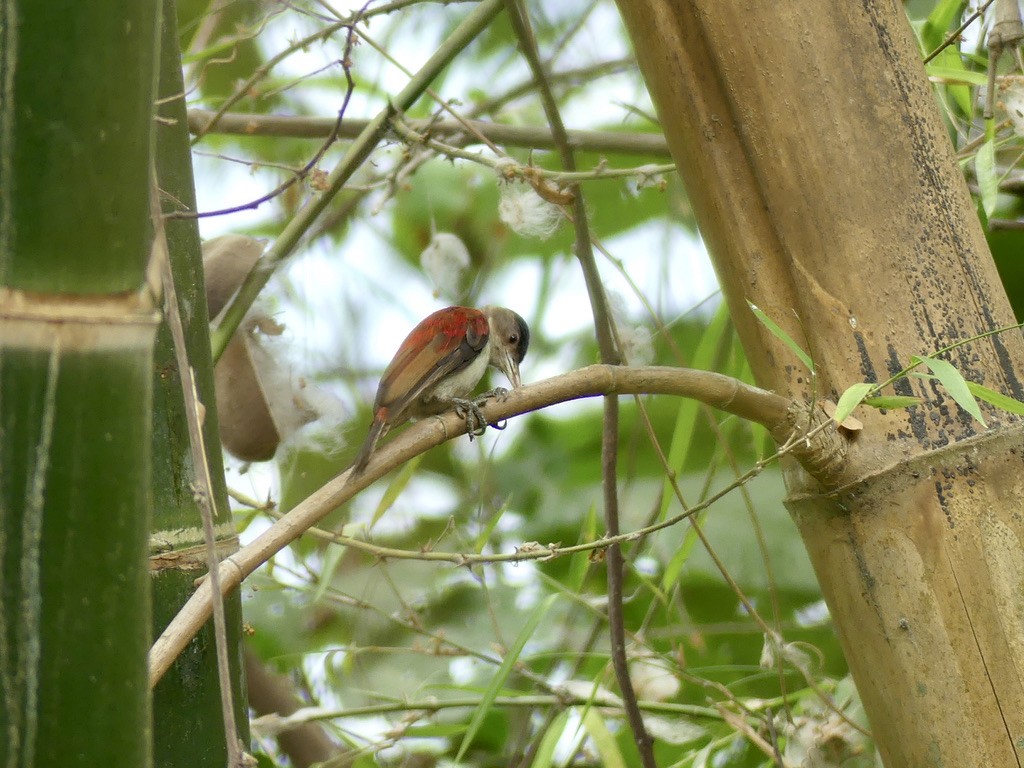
[149,364,836,688]
[186,108,672,157]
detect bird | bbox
[351,305,530,475]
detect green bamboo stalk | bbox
[0,1,161,766]
[149,2,249,764]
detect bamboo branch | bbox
[254,693,721,735]
[186,108,671,156]
[149,364,818,687]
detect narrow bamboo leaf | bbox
[975,139,998,219]
[582,709,627,768]
[370,455,421,529]
[921,0,963,51]
[311,545,346,605]
[537,569,587,605]
[834,382,875,424]
[748,302,814,371]
[474,494,511,552]
[863,395,923,409]
[692,742,715,768]
[966,381,1024,415]
[924,64,988,87]
[455,594,557,762]
[528,709,570,768]
[924,47,974,116]
[661,409,746,590]
[661,510,708,591]
[404,723,467,738]
[912,355,987,427]
[567,504,598,593]
[633,562,669,607]
[570,677,618,737]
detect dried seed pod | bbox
[203,235,316,461]
[203,234,265,320]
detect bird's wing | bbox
[375,307,489,420]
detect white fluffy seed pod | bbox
[203,235,319,461]
[420,232,471,299]
[498,183,561,239]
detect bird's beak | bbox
[496,346,522,389]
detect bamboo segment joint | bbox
[0,287,159,350]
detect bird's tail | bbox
[351,413,388,476]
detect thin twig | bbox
[186,109,672,156]
[187,0,463,142]
[150,180,246,766]
[263,448,779,565]
[501,1,657,764]
[169,12,364,220]
[471,55,637,115]
[387,117,675,182]
[208,0,507,363]
[255,692,720,732]
[923,0,997,64]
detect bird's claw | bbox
[476,386,510,402]
[451,398,490,439]
[451,387,513,440]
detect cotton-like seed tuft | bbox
[498,183,561,239]
[420,232,471,299]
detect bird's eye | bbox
[509,335,518,344]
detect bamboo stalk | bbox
[0,3,161,765]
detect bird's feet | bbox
[450,389,510,440]
[476,386,510,402]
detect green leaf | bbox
[921,0,964,52]
[567,503,599,593]
[311,544,345,605]
[455,594,557,762]
[529,709,570,768]
[474,495,511,552]
[404,723,467,738]
[661,418,756,591]
[581,709,627,768]
[975,139,998,219]
[662,511,706,592]
[863,395,923,409]
[370,455,421,529]
[912,355,987,427]
[692,742,715,768]
[924,63,988,88]
[966,381,1024,415]
[924,46,975,116]
[748,302,814,371]
[833,382,875,424]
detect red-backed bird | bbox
[351,305,530,475]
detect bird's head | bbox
[483,306,530,388]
